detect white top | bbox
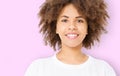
[24,54,116,76]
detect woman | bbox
[25,0,116,76]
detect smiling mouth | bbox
[65,33,79,39]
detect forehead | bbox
[58,4,83,17]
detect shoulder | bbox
[90,56,113,68]
[89,56,116,76]
[30,55,54,66]
[24,55,54,76]
[90,56,109,66]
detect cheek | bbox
[78,25,87,33]
[56,24,66,34]
[56,25,66,40]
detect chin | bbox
[65,43,82,48]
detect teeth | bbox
[66,34,79,39]
[67,34,77,37]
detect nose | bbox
[68,22,77,30]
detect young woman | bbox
[25,0,116,76]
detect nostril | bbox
[68,25,77,30]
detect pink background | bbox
[0,0,120,76]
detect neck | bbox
[59,44,83,57]
[56,44,88,64]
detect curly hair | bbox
[38,0,109,50]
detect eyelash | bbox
[61,19,84,23]
[77,20,84,23]
[61,19,68,22]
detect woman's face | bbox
[56,4,88,48]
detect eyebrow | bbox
[60,15,84,18]
[75,16,84,18]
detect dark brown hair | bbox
[38,0,109,50]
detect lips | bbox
[65,33,79,39]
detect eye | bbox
[77,19,84,23]
[61,19,68,23]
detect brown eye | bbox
[61,19,68,23]
[77,19,84,23]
